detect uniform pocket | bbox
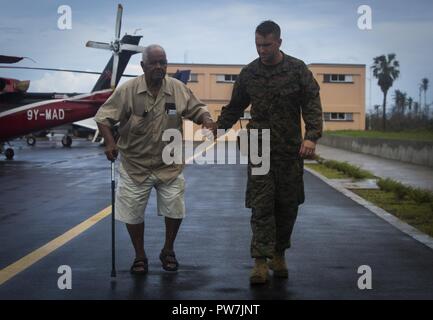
[273,159,305,207]
[130,113,150,134]
[245,165,275,209]
[165,102,177,115]
[164,102,181,129]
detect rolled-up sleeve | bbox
[217,69,250,130]
[182,88,211,124]
[300,63,323,142]
[94,87,125,127]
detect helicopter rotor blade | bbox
[86,41,112,51]
[111,53,119,88]
[0,66,139,77]
[120,44,146,53]
[115,4,123,40]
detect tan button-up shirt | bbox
[95,74,211,184]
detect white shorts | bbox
[115,163,186,224]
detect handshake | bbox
[199,115,317,159]
[201,117,218,141]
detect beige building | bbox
[168,62,365,140]
[309,63,366,132]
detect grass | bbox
[377,178,433,203]
[325,129,433,142]
[304,163,350,179]
[321,159,375,179]
[313,156,376,180]
[352,189,433,238]
[306,158,433,238]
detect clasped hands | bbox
[201,118,218,140]
[201,118,316,159]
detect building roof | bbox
[168,63,245,68]
[308,63,366,67]
[168,62,366,68]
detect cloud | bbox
[124,63,142,75]
[3,0,432,110]
[30,72,98,92]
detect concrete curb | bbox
[304,166,433,250]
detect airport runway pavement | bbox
[1,140,433,299]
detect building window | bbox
[168,73,198,82]
[323,112,353,121]
[323,74,353,83]
[216,74,238,83]
[189,73,198,82]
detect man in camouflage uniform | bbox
[216,20,323,284]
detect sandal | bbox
[159,250,179,272]
[130,257,148,275]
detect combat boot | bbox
[250,258,269,284]
[268,252,288,278]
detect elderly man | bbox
[95,45,214,274]
[216,21,323,284]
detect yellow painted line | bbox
[0,137,222,286]
[0,206,112,286]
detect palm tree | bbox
[393,90,407,114]
[413,101,420,116]
[401,92,407,115]
[407,97,413,112]
[421,78,429,108]
[374,104,380,118]
[419,84,423,108]
[371,54,400,130]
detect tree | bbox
[421,78,429,108]
[413,101,420,117]
[407,97,413,113]
[374,104,381,117]
[421,78,429,118]
[371,54,400,130]
[419,84,423,108]
[393,89,407,115]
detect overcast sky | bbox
[1,0,432,111]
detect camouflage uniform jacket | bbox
[217,52,323,208]
[217,51,323,159]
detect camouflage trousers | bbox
[246,158,305,258]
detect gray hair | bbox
[142,44,165,64]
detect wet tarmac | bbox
[1,139,433,299]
